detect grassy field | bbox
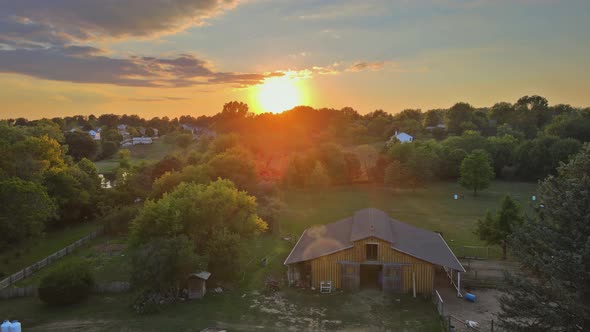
[94,139,177,174]
[0,180,536,331]
[0,222,101,278]
[279,181,538,249]
[15,236,131,287]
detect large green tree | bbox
[475,195,523,259]
[459,149,494,195]
[130,179,267,277]
[65,131,98,161]
[498,143,590,331]
[0,177,56,248]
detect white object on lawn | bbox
[320,281,332,293]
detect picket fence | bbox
[0,227,104,290]
[0,281,130,300]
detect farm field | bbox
[94,139,177,174]
[0,180,536,331]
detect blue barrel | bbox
[10,320,21,332]
[1,321,11,332]
[465,293,476,302]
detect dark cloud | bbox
[0,48,281,87]
[347,61,387,72]
[2,1,240,41]
[0,1,287,88]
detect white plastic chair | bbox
[320,280,332,293]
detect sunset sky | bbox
[1,0,589,119]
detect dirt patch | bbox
[438,286,502,332]
[248,292,336,330]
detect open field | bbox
[0,181,536,331]
[279,181,538,249]
[14,236,130,287]
[0,222,101,278]
[94,139,176,174]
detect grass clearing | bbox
[0,222,101,278]
[279,181,538,250]
[15,236,130,287]
[94,139,177,174]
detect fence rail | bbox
[433,289,444,317]
[0,227,103,290]
[0,281,130,300]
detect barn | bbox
[284,208,465,295]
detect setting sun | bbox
[255,75,305,114]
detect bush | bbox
[38,260,95,306]
[103,205,141,235]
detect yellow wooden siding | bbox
[309,237,434,294]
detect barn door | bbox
[382,265,403,293]
[341,262,360,290]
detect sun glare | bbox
[256,75,304,114]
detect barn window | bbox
[366,244,378,260]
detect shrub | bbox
[103,205,141,235]
[38,260,95,306]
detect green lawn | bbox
[15,236,130,287]
[95,139,177,174]
[0,222,101,278]
[279,181,538,250]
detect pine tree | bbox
[498,143,590,331]
[475,195,523,259]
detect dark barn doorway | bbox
[360,264,382,289]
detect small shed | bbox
[188,271,211,299]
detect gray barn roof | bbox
[283,208,465,272]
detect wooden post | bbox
[457,272,461,297]
[491,319,494,332]
[412,272,416,298]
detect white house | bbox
[132,137,153,145]
[389,131,414,144]
[88,130,101,140]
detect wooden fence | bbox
[0,227,104,290]
[0,281,130,300]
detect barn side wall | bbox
[308,237,434,294]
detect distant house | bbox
[88,130,101,140]
[132,137,153,145]
[284,208,465,295]
[187,271,211,299]
[388,131,413,144]
[181,124,217,138]
[425,124,446,131]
